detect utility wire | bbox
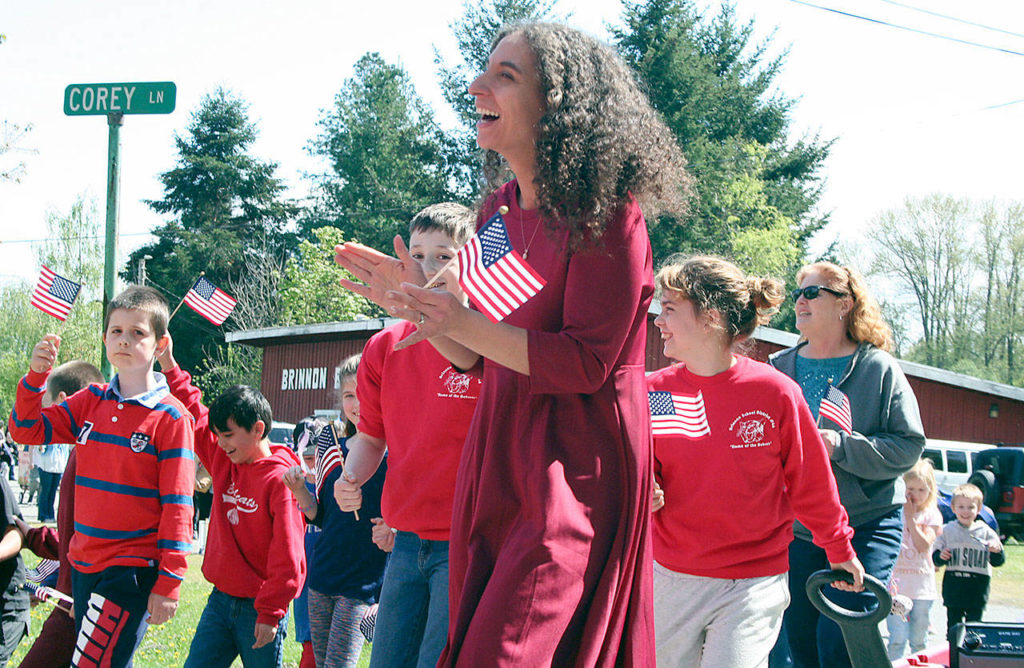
[0,232,153,245]
[877,0,1024,41]
[786,0,1024,57]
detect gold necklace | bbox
[520,207,541,260]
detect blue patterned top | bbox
[794,354,853,420]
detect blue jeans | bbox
[184,588,288,668]
[37,469,61,521]
[780,508,903,668]
[887,598,933,659]
[369,532,449,668]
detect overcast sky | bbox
[2,0,1022,287]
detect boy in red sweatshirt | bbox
[157,337,305,668]
[9,286,195,668]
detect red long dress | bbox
[439,181,655,666]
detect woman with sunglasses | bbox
[768,262,926,668]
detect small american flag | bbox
[314,422,344,500]
[184,276,237,326]
[457,211,546,322]
[649,390,711,438]
[820,384,853,434]
[31,266,81,321]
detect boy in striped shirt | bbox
[9,286,195,668]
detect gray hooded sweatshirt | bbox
[770,342,926,538]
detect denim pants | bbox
[887,598,933,659]
[780,508,903,668]
[184,588,288,668]
[37,469,61,521]
[369,532,450,668]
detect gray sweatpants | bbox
[653,562,789,668]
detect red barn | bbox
[229,314,1024,444]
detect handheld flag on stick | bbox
[23,581,73,616]
[649,390,711,438]
[31,266,81,321]
[819,384,853,435]
[314,422,359,521]
[180,276,237,326]
[453,209,546,323]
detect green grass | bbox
[989,539,1024,608]
[11,553,371,667]
[14,543,1020,665]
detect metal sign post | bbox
[64,81,176,378]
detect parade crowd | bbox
[0,19,1008,668]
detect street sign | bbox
[63,81,176,116]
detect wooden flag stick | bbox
[168,272,203,322]
[334,422,359,521]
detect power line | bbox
[0,232,154,245]
[877,0,1024,41]
[786,0,1024,57]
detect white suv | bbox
[920,439,995,494]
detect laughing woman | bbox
[335,22,689,665]
[769,262,926,668]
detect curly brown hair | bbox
[797,262,893,352]
[483,22,691,247]
[657,255,785,344]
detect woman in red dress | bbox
[336,22,689,665]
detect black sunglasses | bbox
[791,285,846,302]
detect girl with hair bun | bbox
[769,261,925,668]
[648,256,863,668]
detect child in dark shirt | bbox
[284,355,387,667]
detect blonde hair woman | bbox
[768,261,926,668]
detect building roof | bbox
[753,327,1024,403]
[227,317,1024,404]
[225,317,400,346]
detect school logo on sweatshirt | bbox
[728,411,777,449]
[129,432,150,453]
[437,367,480,400]
[222,482,259,525]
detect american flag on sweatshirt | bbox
[183,276,237,326]
[456,211,546,323]
[31,266,81,321]
[820,384,853,434]
[649,390,711,438]
[314,423,344,499]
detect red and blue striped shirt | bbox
[9,369,195,600]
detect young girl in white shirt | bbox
[886,458,943,660]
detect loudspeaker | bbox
[951,622,1024,667]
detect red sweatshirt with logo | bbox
[649,356,855,579]
[357,321,482,540]
[163,365,306,626]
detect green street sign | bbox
[64,81,176,116]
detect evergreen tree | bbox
[612,0,830,277]
[303,53,459,253]
[125,88,300,375]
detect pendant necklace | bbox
[520,207,541,261]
